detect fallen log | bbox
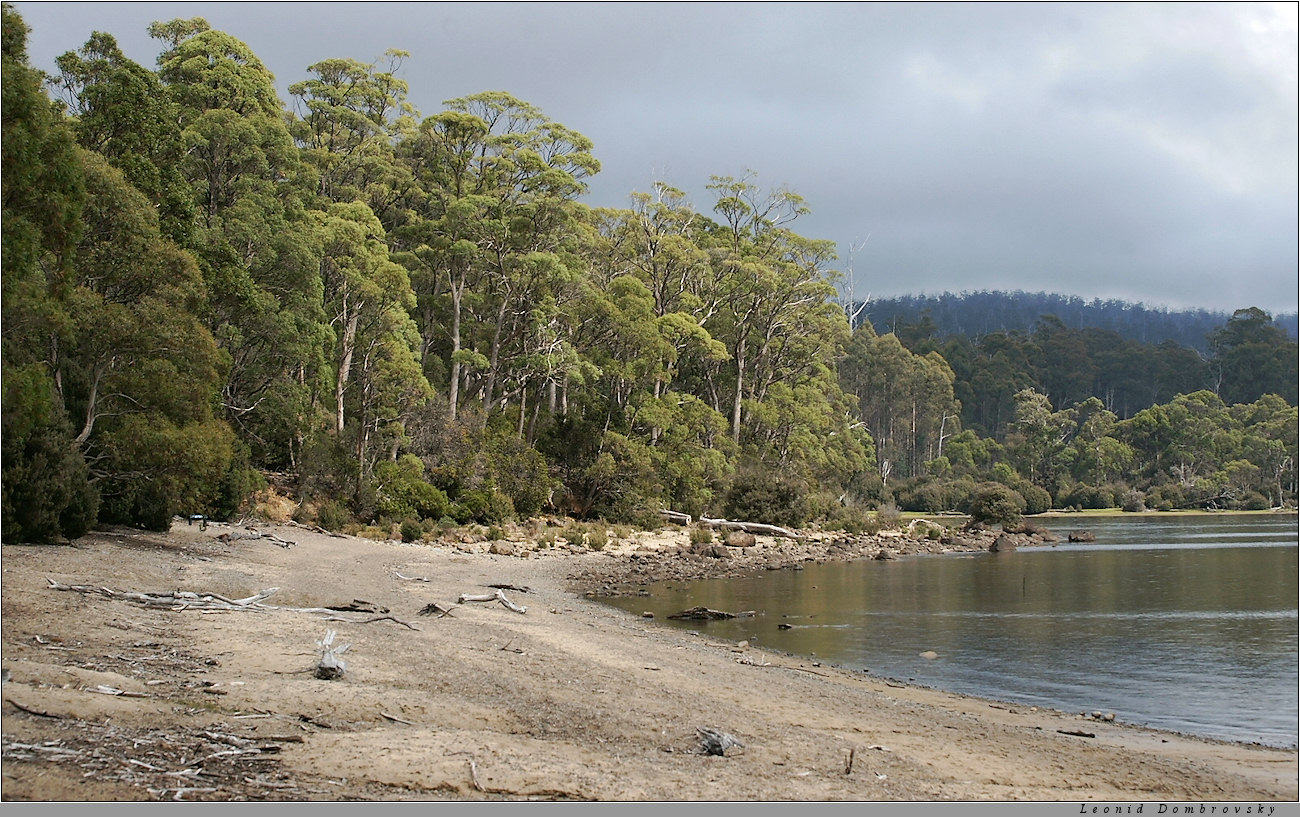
[659,509,693,525]
[698,516,803,540]
[216,529,295,548]
[457,589,527,614]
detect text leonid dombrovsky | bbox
[1079,806,1280,815]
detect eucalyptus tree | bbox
[840,324,960,483]
[288,50,421,227]
[60,150,234,528]
[314,200,431,474]
[149,18,330,470]
[51,31,194,244]
[397,92,599,424]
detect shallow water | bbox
[604,514,1299,748]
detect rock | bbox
[725,530,757,548]
[488,541,516,556]
[919,650,939,660]
[690,542,731,559]
[990,533,1017,552]
[875,548,895,560]
[1068,530,1096,543]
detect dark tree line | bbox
[866,290,1298,355]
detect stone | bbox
[725,530,757,548]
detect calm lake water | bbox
[604,514,1299,748]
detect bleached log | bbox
[698,516,803,540]
[315,630,349,680]
[457,589,527,614]
[659,509,693,525]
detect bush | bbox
[316,499,351,532]
[375,455,452,521]
[724,465,810,528]
[1121,490,1146,513]
[963,482,1027,528]
[1017,482,1053,515]
[452,488,513,525]
[875,502,902,529]
[689,525,714,545]
[399,518,424,543]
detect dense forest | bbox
[864,291,1299,355]
[4,7,1297,545]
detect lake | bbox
[602,513,1299,748]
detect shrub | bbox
[723,464,810,528]
[689,525,714,545]
[875,502,902,530]
[1121,490,1146,513]
[374,455,452,521]
[400,518,424,543]
[316,499,351,532]
[1017,483,1053,515]
[963,482,1027,528]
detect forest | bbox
[3,7,1297,545]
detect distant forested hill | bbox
[862,291,1299,354]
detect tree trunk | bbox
[448,275,464,423]
[336,290,360,435]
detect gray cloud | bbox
[13,1,1297,315]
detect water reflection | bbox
[605,514,1299,747]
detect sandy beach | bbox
[1,519,1296,802]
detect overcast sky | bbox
[13,1,1299,316]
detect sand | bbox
[1,519,1295,802]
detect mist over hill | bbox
[861,291,1299,355]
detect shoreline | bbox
[2,520,1296,801]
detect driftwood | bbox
[315,630,349,680]
[417,602,456,618]
[668,606,736,620]
[216,529,295,548]
[321,614,419,630]
[659,509,693,525]
[487,583,531,593]
[394,572,430,582]
[696,727,744,756]
[457,589,527,614]
[1057,728,1097,739]
[45,579,414,627]
[324,600,388,614]
[698,516,803,540]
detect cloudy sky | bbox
[13,2,1299,316]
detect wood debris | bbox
[457,589,527,614]
[44,579,415,628]
[696,727,745,756]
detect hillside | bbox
[861,291,1299,354]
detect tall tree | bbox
[150,18,330,470]
[1209,307,1299,406]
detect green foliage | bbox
[895,477,977,513]
[962,482,1027,528]
[689,525,714,546]
[399,518,423,543]
[2,6,1294,542]
[722,463,810,528]
[1,369,99,542]
[315,499,352,532]
[373,454,451,521]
